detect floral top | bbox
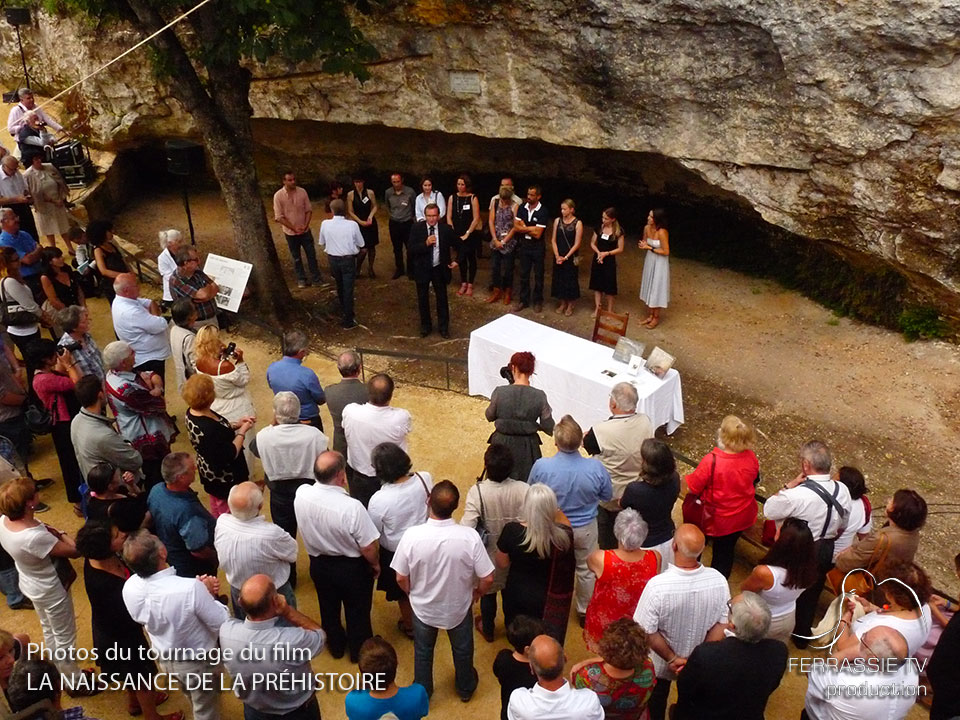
[492,201,517,254]
[185,410,248,500]
[104,370,178,460]
[572,657,657,720]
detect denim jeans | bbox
[0,565,25,607]
[328,254,358,325]
[412,609,476,698]
[285,232,322,283]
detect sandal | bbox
[564,308,574,317]
[465,284,474,297]
[645,319,659,329]
[474,614,494,643]
[397,620,415,640]
[457,283,467,296]
[130,691,170,716]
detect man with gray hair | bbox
[764,439,851,645]
[170,246,220,328]
[674,592,788,719]
[7,88,63,138]
[252,391,328,583]
[325,350,369,457]
[583,381,653,549]
[147,452,218,577]
[266,329,326,430]
[111,272,170,383]
[506,634,603,719]
[122,529,228,720]
[633,524,730,720]
[215,481,299,619]
[528,415,612,621]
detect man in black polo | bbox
[512,185,548,313]
[384,173,416,279]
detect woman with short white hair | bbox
[495,483,575,643]
[103,341,178,487]
[156,229,182,309]
[583,508,661,652]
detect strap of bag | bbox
[801,479,847,539]
[865,532,892,573]
[414,471,429,497]
[476,478,487,523]
[698,451,717,504]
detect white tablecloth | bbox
[468,315,684,434]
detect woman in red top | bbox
[30,339,83,513]
[685,415,759,578]
[583,508,661,652]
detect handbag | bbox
[0,278,40,327]
[681,451,716,531]
[826,533,891,595]
[24,400,53,435]
[51,555,77,590]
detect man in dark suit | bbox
[407,203,457,338]
[325,349,369,457]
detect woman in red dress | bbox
[684,415,760,578]
[583,508,661,652]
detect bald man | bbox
[220,574,325,719]
[633,524,731,720]
[506,635,602,720]
[111,272,170,383]
[804,625,918,720]
[294,451,379,662]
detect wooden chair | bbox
[591,309,629,347]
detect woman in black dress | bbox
[76,520,181,720]
[39,247,84,312]
[485,351,555,483]
[495,484,575,643]
[588,207,625,317]
[620,438,681,566]
[550,199,582,316]
[88,219,129,304]
[181,373,254,518]
[448,174,481,297]
[347,176,379,278]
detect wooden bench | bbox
[113,234,161,285]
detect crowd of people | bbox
[274,171,672,333]
[0,140,954,720]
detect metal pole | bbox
[15,26,29,89]
[182,177,196,245]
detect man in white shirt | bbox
[342,373,412,507]
[318,198,364,329]
[122,529,229,720]
[294,450,380,663]
[804,625,919,720]
[251,392,328,558]
[215,482,299,618]
[111,273,171,385]
[764,440,852,646]
[582,382,654,549]
[392,480,494,701]
[507,634,603,720]
[7,88,63,138]
[633,524,730,720]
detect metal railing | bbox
[355,347,468,393]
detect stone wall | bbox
[4,0,960,316]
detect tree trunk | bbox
[123,0,294,323]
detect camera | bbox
[221,342,237,360]
[499,365,514,384]
[59,339,81,353]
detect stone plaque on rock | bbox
[449,71,482,95]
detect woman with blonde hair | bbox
[194,326,255,457]
[684,415,760,578]
[588,207,625,317]
[495,483,575,643]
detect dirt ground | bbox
[0,181,944,719]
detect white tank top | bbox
[760,565,806,619]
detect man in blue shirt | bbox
[266,329,326,431]
[529,415,612,621]
[0,207,42,298]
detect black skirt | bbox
[377,545,406,601]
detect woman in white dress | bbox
[638,208,670,329]
[194,326,255,463]
[22,151,71,250]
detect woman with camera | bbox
[485,351,555,483]
[194,326,256,459]
[30,339,83,514]
[55,305,104,383]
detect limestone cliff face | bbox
[4,0,960,311]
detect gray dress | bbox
[485,384,555,482]
[639,238,670,308]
